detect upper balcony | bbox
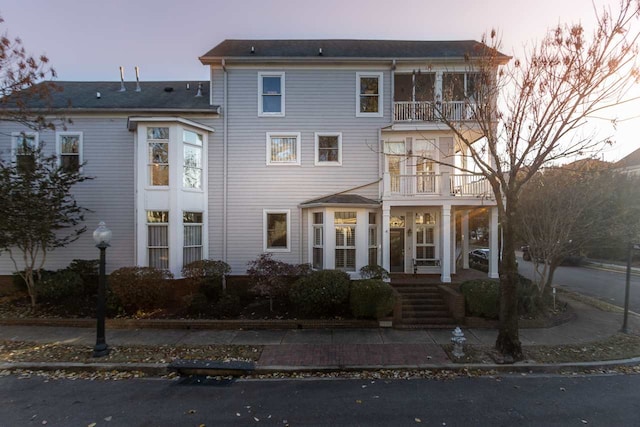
[393,71,482,123]
[383,171,494,201]
[394,101,476,122]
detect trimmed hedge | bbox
[460,275,547,319]
[460,279,500,319]
[289,270,350,317]
[350,279,395,320]
[108,267,174,314]
[37,269,84,304]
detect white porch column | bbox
[382,203,391,274]
[489,206,499,279]
[451,210,457,275]
[441,204,452,283]
[462,209,470,269]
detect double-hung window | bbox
[315,132,342,166]
[335,212,356,271]
[258,72,285,116]
[183,130,203,189]
[356,72,383,117]
[312,212,324,269]
[57,132,82,172]
[183,212,203,265]
[264,209,290,252]
[368,213,378,266]
[148,127,169,186]
[147,211,169,269]
[12,132,38,172]
[266,132,300,165]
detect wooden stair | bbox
[392,284,457,329]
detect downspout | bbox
[222,59,228,263]
[298,206,303,264]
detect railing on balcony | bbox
[393,101,475,122]
[384,172,492,198]
[450,174,492,197]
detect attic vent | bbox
[96,92,101,99]
[318,47,323,56]
[195,82,203,97]
[250,46,255,54]
[164,87,174,92]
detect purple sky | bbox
[1,0,637,161]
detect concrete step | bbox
[399,317,457,325]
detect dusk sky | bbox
[1,0,638,161]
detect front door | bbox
[390,228,405,272]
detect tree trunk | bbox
[495,215,524,361]
[25,268,37,308]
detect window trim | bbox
[56,131,83,172]
[266,132,301,166]
[147,126,170,188]
[258,72,285,117]
[182,129,203,191]
[147,210,170,270]
[11,131,39,161]
[314,132,342,166]
[183,211,203,265]
[356,72,384,118]
[263,209,291,252]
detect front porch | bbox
[381,205,500,283]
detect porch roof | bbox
[299,194,380,208]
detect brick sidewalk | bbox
[258,344,450,368]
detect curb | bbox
[2,357,639,377]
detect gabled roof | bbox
[200,39,509,63]
[300,194,380,208]
[8,81,218,113]
[616,147,640,169]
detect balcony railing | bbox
[384,172,493,198]
[393,101,476,122]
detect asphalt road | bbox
[1,374,639,426]
[518,258,640,314]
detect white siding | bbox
[222,68,390,273]
[0,117,135,274]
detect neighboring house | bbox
[615,147,640,175]
[0,39,508,282]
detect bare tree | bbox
[0,15,60,131]
[517,161,615,293]
[434,0,640,360]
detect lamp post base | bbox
[93,343,110,358]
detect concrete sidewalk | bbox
[1,297,638,370]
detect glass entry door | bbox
[390,228,405,272]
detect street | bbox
[518,259,640,314]
[1,373,639,426]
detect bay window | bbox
[183,130,203,189]
[148,127,169,186]
[312,212,323,269]
[335,212,356,271]
[183,212,203,265]
[147,211,169,269]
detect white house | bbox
[0,39,508,283]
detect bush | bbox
[67,259,99,296]
[289,270,350,317]
[517,274,545,316]
[359,265,390,281]
[108,267,174,314]
[350,279,395,320]
[460,279,500,319]
[37,269,84,304]
[215,293,242,317]
[247,253,311,309]
[12,269,55,292]
[183,293,213,318]
[182,259,231,281]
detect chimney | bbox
[135,66,141,92]
[196,82,203,97]
[118,66,126,92]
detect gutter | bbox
[223,60,229,263]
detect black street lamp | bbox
[92,221,111,357]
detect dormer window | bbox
[258,72,285,116]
